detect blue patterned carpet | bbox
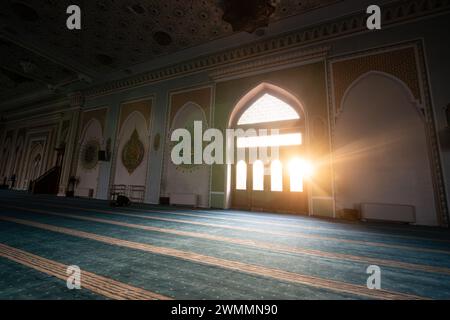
[0,190,450,300]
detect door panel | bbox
[231,144,309,215]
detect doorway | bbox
[228,84,310,214]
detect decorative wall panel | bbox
[75,118,103,197]
[81,139,100,170]
[74,108,108,198]
[121,129,145,175]
[112,98,152,192]
[161,87,212,208]
[332,48,421,114]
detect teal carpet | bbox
[1,190,450,300]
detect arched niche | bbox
[75,118,103,198]
[161,102,210,208]
[334,71,437,226]
[113,111,149,188]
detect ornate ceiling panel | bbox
[0,67,44,100]
[0,1,339,71]
[0,38,77,100]
[0,0,339,105]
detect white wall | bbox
[334,72,437,226]
[162,102,210,208]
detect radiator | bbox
[170,193,198,207]
[361,203,416,224]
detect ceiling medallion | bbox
[148,5,160,16]
[173,8,185,18]
[198,10,209,20]
[219,0,279,33]
[153,31,173,46]
[127,4,146,15]
[95,53,115,66]
[20,61,37,74]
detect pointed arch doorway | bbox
[228,83,310,214]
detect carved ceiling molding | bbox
[82,0,450,98]
[0,0,339,74]
[68,92,85,108]
[209,46,330,81]
[2,97,71,123]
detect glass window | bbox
[271,160,283,192]
[236,160,247,190]
[238,94,300,125]
[237,133,302,148]
[253,160,264,191]
[289,158,304,192]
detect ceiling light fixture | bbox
[219,0,279,33]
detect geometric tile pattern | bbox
[332,47,421,113]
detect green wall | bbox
[211,61,334,217]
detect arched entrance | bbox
[228,83,310,214]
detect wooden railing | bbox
[32,166,61,195]
[110,184,145,203]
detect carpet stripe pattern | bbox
[0,215,426,300]
[1,191,450,300]
[16,202,450,255]
[0,243,170,300]
[3,204,450,276]
[32,199,450,244]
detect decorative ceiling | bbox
[0,0,339,104]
